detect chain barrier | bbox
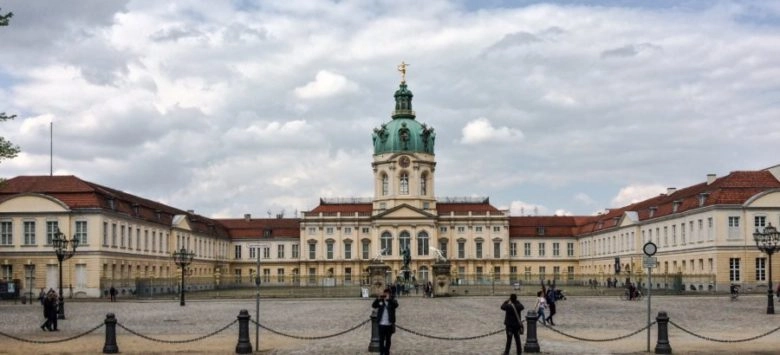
[0,323,104,344]
[116,319,237,344]
[538,321,656,342]
[251,318,370,340]
[396,324,505,340]
[669,320,780,343]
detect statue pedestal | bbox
[432,262,452,297]
[367,262,391,297]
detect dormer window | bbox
[132,203,140,216]
[263,229,272,238]
[536,226,545,236]
[107,198,115,210]
[698,193,709,207]
[672,200,682,213]
[649,206,657,218]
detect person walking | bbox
[545,286,557,325]
[372,288,399,355]
[109,286,117,302]
[501,293,525,355]
[41,289,58,331]
[534,290,547,325]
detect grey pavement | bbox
[0,293,778,354]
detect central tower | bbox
[371,63,437,213]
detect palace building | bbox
[1,72,779,298]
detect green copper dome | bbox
[372,82,435,155]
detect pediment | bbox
[374,204,436,219]
[0,193,70,213]
[172,214,194,231]
[618,212,638,227]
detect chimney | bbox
[707,174,716,185]
[667,187,676,195]
[244,213,251,222]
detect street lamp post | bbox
[52,228,79,319]
[172,248,195,306]
[753,223,779,314]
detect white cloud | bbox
[610,184,666,208]
[294,70,359,99]
[460,118,524,145]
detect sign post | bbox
[642,241,657,352]
[250,244,268,352]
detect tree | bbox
[1,113,20,162]
[1,10,18,165]
[0,9,11,26]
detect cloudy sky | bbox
[2,0,780,218]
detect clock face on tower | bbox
[399,156,410,168]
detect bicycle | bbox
[620,289,643,301]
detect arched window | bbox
[381,173,389,195]
[400,172,409,195]
[399,231,410,253]
[417,231,429,256]
[381,231,393,255]
[420,172,427,195]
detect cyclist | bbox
[730,284,740,300]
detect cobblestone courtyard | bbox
[0,294,778,354]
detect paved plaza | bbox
[0,293,778,354]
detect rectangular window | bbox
[510,242,517,257]
[567,242,574,257]
[326,242,334,260]
[344,227,352,235]
[537,226,545,236]
[552,242,560,256]
[756,258,766,281]
[362,241,369,260]
[440,226,447,233]
[102,222,108,246]
[493,226,501,233]
[23,221,35,245]
[263,269,270,283]
[277,245,285,259]
[127,226,133,249]
[344,242,352,260]
[457,242,465,258]
[672,225,677,245]
[0,221,12,245]
[476,266,484,282]
[567,266,575,280]
[120,225,126,248]
[151,231,156,252]
[538,242,545,257]
[263,246,270,259]
[136,228,141,250]
[277,268,285,283]
[681,223,687,244]
[292,244,299,259]
[475,226,483,233]
[362,227,370,234]
[1,265,11,280]
[457,226,465,233]
[754,216,767,232]
[308,267,316,284]
[235,245,242,259]
[249,247,257,259]
[309,244,316,260]
[728,217,740,239]
[493,242,500,259]
[345,267,352,283]
[510,266,518,282]
[553,266,560,280]
[729,258,740,282]
[475,242,483,258]
[524,242,531,257]
[539,266,546,279]
[111,223,117,247]
[326,227,334,234]
[308,227,316,235]
[439,240,448,259]
[46,221,58,245]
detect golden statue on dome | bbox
[397,61,409,83]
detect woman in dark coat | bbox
[40,290,58,331]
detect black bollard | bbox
[368,309,380,352]
[235,309,253,354]
[523,309,541,353]
[654,311,672,354]
[102,313,119,354]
